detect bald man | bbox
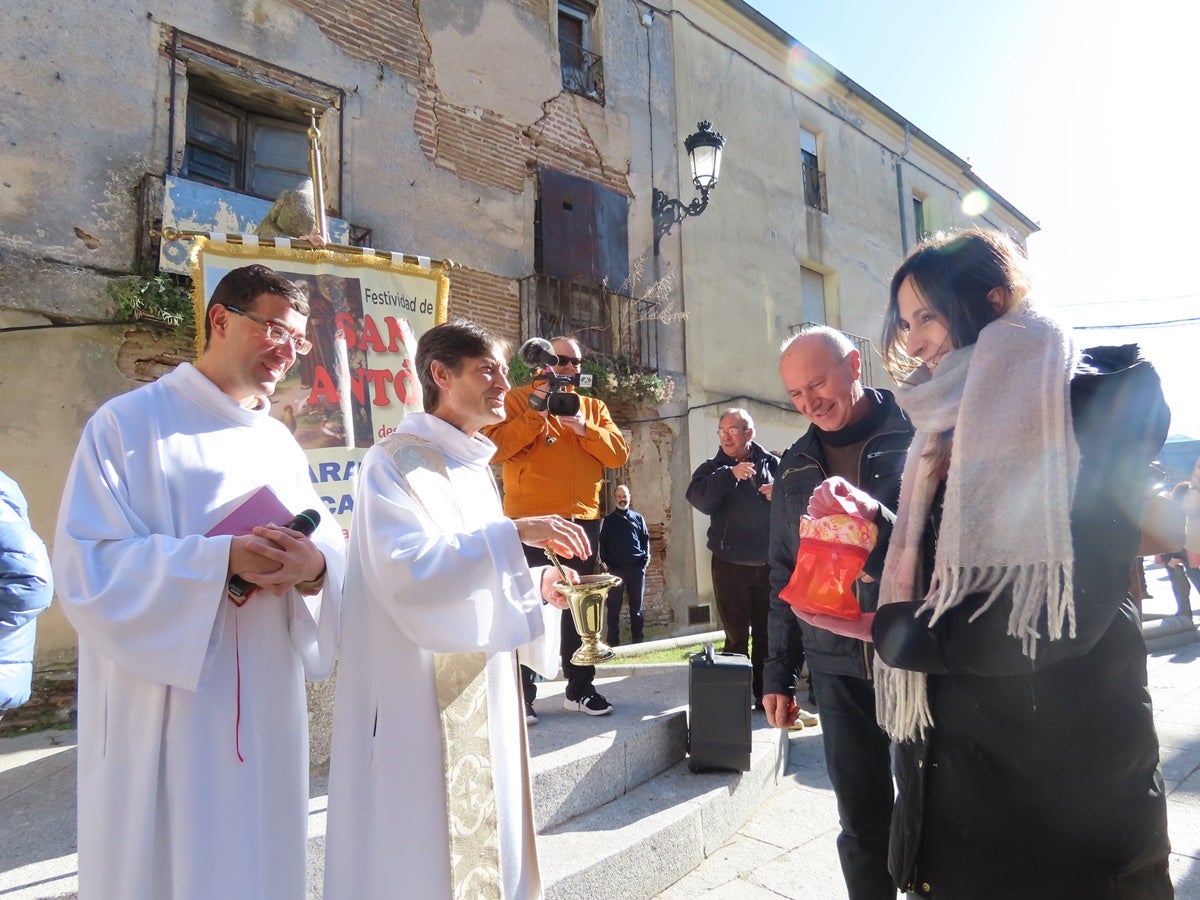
[766,324,914,900]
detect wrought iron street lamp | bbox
[652,120,726,254]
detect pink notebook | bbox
[205,486,293,537]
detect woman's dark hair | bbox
[204,264,309,346]
[881,228,1032,378]
[416,319,501,412]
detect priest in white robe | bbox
[53,264,345,900]
[324,320,590,900]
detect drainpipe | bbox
[896,124,912,254]
[166,28,179,177]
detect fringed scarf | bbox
[874,305,1080,742]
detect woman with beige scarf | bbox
[797,229,1173,898]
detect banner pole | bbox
[157,229,456,271]
[308,108,330,246]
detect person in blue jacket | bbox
[1,470,53,718]
[598,484,650,645]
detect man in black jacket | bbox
[687,408,779,707]
[598,484,650,645]
[764,326,913,900]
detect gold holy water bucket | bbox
[556,573,621,665]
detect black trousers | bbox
[520,518,600,703]
[604,564,646,645]
[1181,562,1200,616]
[811,671,896,900]
[1166,563,1193,617]
[710,554,770,701]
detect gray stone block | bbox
[538,716,787,899]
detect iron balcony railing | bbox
[519,273,659,372]
[790,321,883,388]
[559,40,605,104]
[802,162,828,213]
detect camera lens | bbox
[547,392,581,416]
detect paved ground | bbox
[656,564,1200,899]
[1,563,1197,899]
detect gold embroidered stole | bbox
[385,435,503,898]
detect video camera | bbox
[518,338,594,417]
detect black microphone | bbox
[227,508,322,605]
[518,337,559,368]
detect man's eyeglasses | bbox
[717,427,746,438]
[555,355,583,367]
[224,306,312,356]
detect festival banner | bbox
[192,237,450,534]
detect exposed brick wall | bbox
[526,94,630,197]
[415,91,631,198]
[285,0,427,82]
[288,0,631,199]
[115,327,195,382]
[446,266,520,347]
[594,512,672,643]
[640,419,675,630]
[414,86,535,194]
[642,519,670,628]
[413,82,440,168]
[0,663,76,736]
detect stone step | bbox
[539,717,787,899]
[1142,614,1199,653]
[527,666,690,832]
[529,665,789,900]
[10,617,1196,900]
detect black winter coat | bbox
[764,390,913,688]
[874,346,1173,899]
[686,441,779,565]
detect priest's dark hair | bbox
[204,264,309,346]
[417,319,504,413]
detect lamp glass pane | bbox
[690,144,719,189]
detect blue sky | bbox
[743,0,1198,437]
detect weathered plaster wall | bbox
[0,0,1036,671]
[0,323,146,664]
[424,3,561,122]
[0,0,695,674]
[666,0,1036,608]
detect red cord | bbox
[234,613,244,763]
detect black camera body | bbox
[518,337,595,417]
[529,370,593,416]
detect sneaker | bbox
[795,706,819,728]
[525,702,538,726]
[563,692,613,716]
